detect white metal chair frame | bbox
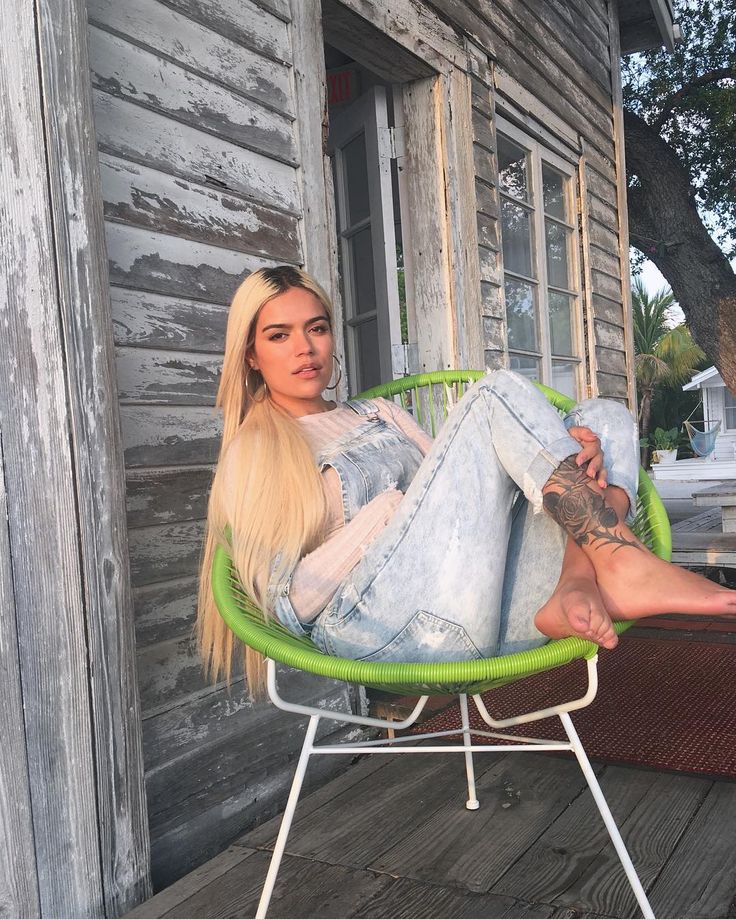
[254,655,656,919]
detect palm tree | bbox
[632,277,705,462]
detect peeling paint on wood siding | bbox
[162,0,292,64]
[111,287,228,353]
[120,405,222,467]
[89,27,297,165]
[88,0,294,116]
[93,92,300,214]
[133,576,199,647]
[116,346,222,405]
[105,223,279,304]
[100,155,301,262]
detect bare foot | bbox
[593,546,736,620]
[534,576,618,649]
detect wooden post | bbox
[0,0,150,915]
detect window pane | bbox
[551,360,577,399]
[355,318,381,391]
[350,227,376,315]
[545,220,570,289]
[505,279,538,352]
[509,353,540,382]
[542,165,566,220]
[725,389,736,430]
[502,199,534,277]
[343,133,370,224]
[498,135,529,202]
[549,291,574,356]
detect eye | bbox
[268,331,287,341]
[309,323,330,334]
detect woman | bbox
[198,266,736,694]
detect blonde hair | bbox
[197,266,334,697]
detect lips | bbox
[294,364,322,377]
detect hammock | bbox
[683,419,721,457]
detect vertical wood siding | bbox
[86,0,352,890]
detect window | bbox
[496,119,584,398]
[724,388,736,430]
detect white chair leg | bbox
[459,694,479,810]
[255,715,319,919]
[559,712,655,919]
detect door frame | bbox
[292,0,485,394]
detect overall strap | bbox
[345,398,378,416]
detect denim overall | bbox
[275,371,640,664]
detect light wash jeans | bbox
[303,370,639,663]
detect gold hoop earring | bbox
[245,366,267,402]
[325,354,342,392]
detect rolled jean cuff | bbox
[524,433,581,513]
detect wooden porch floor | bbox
[670,507,736,568]
[125,723,736,919]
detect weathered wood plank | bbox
[494,766,710,915]
[162,0,291,64]
[321,0,466,77]
[262,751,508,867]
[350,876,525,919]
[591,268,622,303]
[544,0,611,65]
[122,846,256,919]
[120,405,222,467]
[87,0,294,116]
[105,222,279,304]
[588,217,619,254]
[473,142,497,188]
[585,162,617,205]
[481,280,504,320]
[89,26,296,165]
[647,782,736,919]
[2,0,149,912]
[494,0,611,103]
[111,287,228,353]
[129,519,205,588]
[93,92,300,215]
[596,372,629,399]
[137,634,208,715]
[594,319,626,352]
[483,316,506,351]
[127,466,213,528]
[370,754,591,893]
[588,244,620,279]
[478,244,502,285]
[475,178,498,218]
[152,850,392,919]
[591,293,624,326]
[134,576,199,647]
[472,106,494,153]
[100,156,301,262]
[477,211,500,251]
[116,345,221,405]
[0,442,41,917]
[586,192,619,234]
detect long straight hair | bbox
[197,266,334,697]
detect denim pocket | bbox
[355,609,482,663]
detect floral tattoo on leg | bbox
[543,457,641,552]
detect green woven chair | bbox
[212,371,668,919]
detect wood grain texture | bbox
[129,519,205,588]
[111,287,228,353]
[93,92,300,215]
[120,405,222,467]
[89,26,296,166]
[2,0,150,912]
[100,156,301,262]
[133,576,199,647]
[87,0,294,116]
[105,223,278,304]
[0,440,40,918]
[126,467,214,528]
[162,0,291,64]
[116,345,222,405]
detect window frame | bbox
[496,116,586,398]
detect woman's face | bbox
[249,286,335,416]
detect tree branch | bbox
[652,66,736,131]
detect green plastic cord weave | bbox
[211,371,672,696]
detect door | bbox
[329,86,402,393]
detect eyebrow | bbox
[261,315,329,332]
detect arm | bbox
[289,489,403,622]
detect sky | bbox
[637,257,686,325]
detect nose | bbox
[294,329,314,355]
